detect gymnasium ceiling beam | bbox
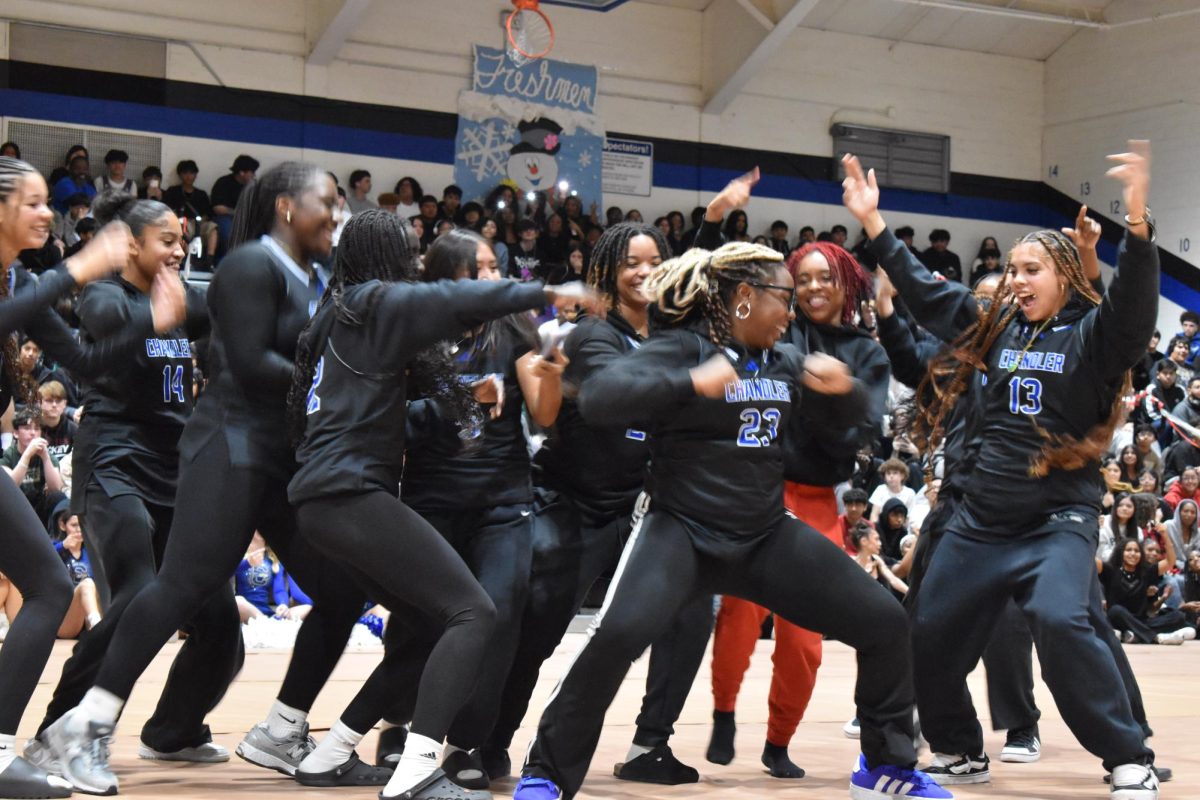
[702,0,819,115]
[307,0,375,66]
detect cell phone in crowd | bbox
[148,178,160,189]
[540,321,576,358]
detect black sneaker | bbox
[923,752,990,785]
[1000,725,1040,763]
[613,745,699,785]
[376,726,407,767]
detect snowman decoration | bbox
[507,118,562,195]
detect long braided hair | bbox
[913,229,1128,477]
[285,210,480,446]
[646,242,784,348]
[787,241,874,328]
[0,157,45,404]
[585,222,670,308]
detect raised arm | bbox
[375,280,600,365]
[842,155,979,341]
[695,168,760,252]
[1084,141,1158,382]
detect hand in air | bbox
[841,154,880,224]
[547,282,606,319]
[1061,205,1101,252]
[707,167,760,220]
[1106,140,1151,230]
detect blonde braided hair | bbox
[646,242,784,347]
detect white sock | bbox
[0,734,17,774]
[86,612,102,629]
[298,719,363,774]
[383,732,441,798]
[625,743,651,762]
[264,700,307,738]
[78,687,123,728]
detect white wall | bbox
[1043,12,1200,333]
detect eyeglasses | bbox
[747,281,797,313]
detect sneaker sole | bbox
[1110,788,1159,800]
[1000,750,1041,763]
[926,770,990,785]
[850,783,945,800]
[843,730,861,740]
[137,744,229,763]
[235,742,299,776]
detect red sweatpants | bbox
[710,482,842,746]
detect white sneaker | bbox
[1155,632,1184,645]
[43,710,118,796]
[138,740,229,762]
[23,736,62,776]
[842,718,860,739]
[1173,626,1196,641]
[1110,762,1158,799]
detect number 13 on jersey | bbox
[1008,376,1042,415]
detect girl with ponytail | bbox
[514,239,946,800]
[0,159,184,800]
[44,162,374,794]
[841,142,1161,793]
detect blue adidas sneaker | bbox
[513,775,562,800]
[850,755,953,799]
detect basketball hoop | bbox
[506,0,555,67]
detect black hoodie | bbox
[870,227,1159,541]
[534,310,650,524]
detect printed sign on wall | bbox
[454,45,606,207]
[603,137,654,197]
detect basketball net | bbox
[506,0,555,67]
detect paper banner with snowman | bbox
[453,45,605,207]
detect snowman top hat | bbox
[510,117,563,156]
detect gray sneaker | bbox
[138,741,229,763]
[235,722,315,776]
[24,735,63,776]
[44,711,118,796]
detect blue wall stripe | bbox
[4,85,1197,307]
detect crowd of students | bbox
[0,135,1179,800]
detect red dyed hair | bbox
[786,242,874,327]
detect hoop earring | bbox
[735,299,751,320]
[286,209,292,225]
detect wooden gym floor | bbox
[13,633,1199,799]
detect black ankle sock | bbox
[706,711,736,766]
[761,741,804,779]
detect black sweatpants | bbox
[381,501,532,749]
[525,508,915,799]
[298,491,496,738]
[981,599,1039,733]
[93,434,363,714]
[912,530,1152,772]
[492,492,713,752]
[0,477,74,734]
[38,484,242,752]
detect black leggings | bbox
[297,491,496,738]
[39,484,243,751]
[525,508,915,798]
[492,492,713,752]
[1107,604,1190,644]
[93,434,363,713]
[0,476,74,734]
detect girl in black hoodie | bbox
[842,142,1160,795]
